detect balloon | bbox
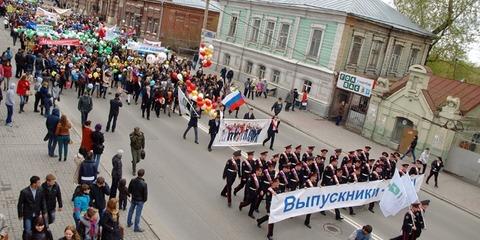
[209,110,217,118]
[197,96,203,102]
[191,90,198,96]
[172,72,178,79]
[212,102,217,109]
[200,43,205,48]
[205,99,212,106]
[88,74,93,78]
[206,105,212,111]
[93,72,99,78]
[208,44,214,51]
[191,95,198,101]
[157,52,167,62]
[197,99,204,107]
[150,80,155,86]
[146,54,156,64]
[185,80,192,86]
[177,73,183,81]
[187,86,193,93]
[198,93,204,100]
[190,83,196,90]
[201,104,207,110]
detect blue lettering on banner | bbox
[346,191,356,201]
[320,194,330,209]
[305,196,311,208]
[338,191,346,202]
[373,188,380,197]
[284,196,296,212]
[329,193,339,203]
[364,189,373,199]
[311,195,321,207]
[296,199,306,209]
[355,190,365,200]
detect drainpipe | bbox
[379,26,393,76]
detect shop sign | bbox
[337,72,375,97]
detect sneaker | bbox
[134,228,144,233]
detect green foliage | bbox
[394,0,480,61]
[427,60,480,85]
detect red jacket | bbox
[16,79,30,96]
[80,126,93,152]
[3,65,12,78]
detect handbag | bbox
[140,149,146,160]
[43,132,50,141]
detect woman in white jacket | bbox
[418,148,430,174]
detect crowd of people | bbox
[221,144,436,240]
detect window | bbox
[258,65,266,79]
[228,16,238,37]
[277,24,290,49]
[348,36,364,65]
[245,61,253,74]
[272,70,280,83]
[153,19,160,34]
[307,29,323,59]
[223,54,231,66]
[408,48,420,67]
[146,18,153,32]
[368,40,383,69]
[389,44,404,73]
[250,19,261,42]
[263,21,275,46]
[303,80,312,93]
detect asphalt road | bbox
[53,88,480,240]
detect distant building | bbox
[212,0,433,118]
[70,0,220,51]
[364,65,480,182]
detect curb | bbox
[246,99,480,219]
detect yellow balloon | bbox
[191,90,198,96]
[93,72,99,78]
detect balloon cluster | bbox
[185,79,217,117]
[199,43,214,68]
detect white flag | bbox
[401,174,419,208]
[379,170,408,217]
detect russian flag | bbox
[222,91,245,110]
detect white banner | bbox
[143,39,162,47]
[213,119,270,147]
[177,87,198,117]
[269,174,424,223]
[36,7,60,22]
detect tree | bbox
[394,0,480,61]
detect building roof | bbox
[388,72,480,115]
[255,0,432,37]
[170,0,220,12]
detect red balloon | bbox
[197,99,204,107]
[212,102,217,109]
[197,96,203,102]
[172,72,178,79]
[190,83,196,90]
[200,43,206,48]
[185,80,192,86]
[200,50,206,56]
[187,87,193,93]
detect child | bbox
[79,207,100,240]
[118,178,129,210]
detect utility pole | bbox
[202,0,210,32]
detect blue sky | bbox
[382,0,479,65]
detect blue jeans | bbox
[57,135,70,160]
[401,148,417,162]
[48,134,57,156]
[93,153,102,172]
[22,216,34,239]
[5,104,13,124]
[127,200,144,230]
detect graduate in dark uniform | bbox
[277,164,290,193]
[359,159,372,182]
[399,163,409,176]
[342,151,355,167]
[300,157,313,188]
[256,178,281,240]
[255,162,274,212]
[341,159,356,215]
[368,165,383,213]
[322,157,338,186]
[279,145,293,170]
[330,148,342,165]
[268,153,280,170]
[287,162,302,191]
[239,167,262,219]
[233,152,254,197]
[303,172,318,228]
[408,160,422,176]
[292,145,302,167]
[258,151,269,170]
[302,146,315,162]
[221,150,241,207]
[392,203,424,240]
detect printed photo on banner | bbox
[213,119,270,147]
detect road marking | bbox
[183,115,384,240]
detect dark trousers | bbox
[207,133,216,150]
[106,113,118,132]
[6,104,13,124]
[426,171,439,186]
[142,105,151,119]
[335,115,343,125]
[233,178,247,195]
[421,164,427,174]
[285,102,292,111]
[34,92,41,111]
[262,132,276,149]
[15,64,23,78]
[183,125,198,142]
[80,111,89,125]
[221,176,235,204]
[119,196,127,210]
[239,191,257,216]
[304,214,311,225]
[77,85,85,98]
[46,210,56,224]
[110,177,120,198]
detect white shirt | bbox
[419,151,430,164]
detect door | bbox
[398,128,418,153]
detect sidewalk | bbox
[244,92,480,218]
[0,17,159,240]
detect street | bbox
[53,87,480,240]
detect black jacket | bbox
[109,98,123,115]
[17,186,47,218]
[91,131,105,154]
[111,154,123,179]
[78,159,97,184]
[208,119,220,135]
[243,112,255,119]
[128,177,148,202]
[188,109,198,127]
[41,182,63,211]
[100,211,121,240]
[90,183,110,210]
